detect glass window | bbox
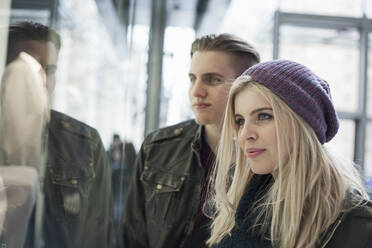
[366,122,372,194]
[161,27,195,127]
[366,33,372,117]
[0,0,11,76]
[366,0,372,18]
[364,122,372,178]
[219,0,276,61]
[52,0,148,148]
[10,8,50,24]
[279,25,359,113]
[1,0,146,246]
[325,119,355,161]
[280,0,363,17]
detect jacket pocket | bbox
[47,162,95,219]
[140,167,186,222]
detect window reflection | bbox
[54,0,146,148]
[0,0,144,246]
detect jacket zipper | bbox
[321,217,342,248]
[180,144,205,247]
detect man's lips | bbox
[193,103,211,109]
[245,148,266,159]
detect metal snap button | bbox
[174,128,182,135]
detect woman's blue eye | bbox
[257,113,273,121]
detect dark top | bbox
[24,110,112,248]
[122,120,213,248]
[183,136,215,247]
[214,174,272,248]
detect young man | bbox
[122,34,260,248]
[2,22,112,248]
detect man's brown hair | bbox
[191,33,260,76]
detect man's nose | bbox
[191,80,207,98]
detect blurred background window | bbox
[3,0,372,244]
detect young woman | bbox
[208,59,372,248]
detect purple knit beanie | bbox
[239,59,339,144]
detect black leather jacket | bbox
[26,110,113,247]
[122,120,206,248]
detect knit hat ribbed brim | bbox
[238,59,339,144]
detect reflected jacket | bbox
[25,110,113,248]
[122,120,207,248]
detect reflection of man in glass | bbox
[122,34,260,248]
[2,22,112,248]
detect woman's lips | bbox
[246,148,266,159]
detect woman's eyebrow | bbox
[250,107,272,116]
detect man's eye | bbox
[235,117,245,126]
[189,77,196,84]
[206,76,222,84]
[210,77,221,83]
[257,113,273,121]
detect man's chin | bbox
[194,117,212,126]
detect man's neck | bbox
[203,124,221,154]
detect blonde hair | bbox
[207,80,367,247]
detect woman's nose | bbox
[241,123,258,141]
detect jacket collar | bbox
[319,189,366,247]
[191,124,203,152]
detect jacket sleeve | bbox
[121,142,148,248]
[82,131,113,247]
